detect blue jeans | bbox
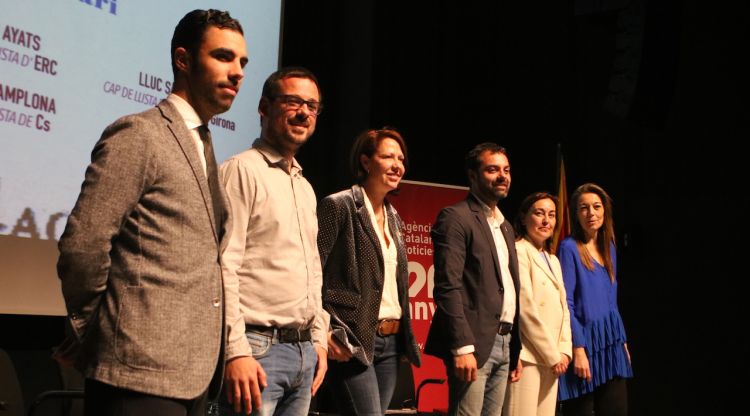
[328,333,400,415]
[446,333,511,416]
[220,330,317,416]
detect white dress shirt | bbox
[166,94,206,175]
[362,188,402,321]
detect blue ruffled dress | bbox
[557,237,633,400]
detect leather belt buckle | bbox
[247,325,274,338]
[377,319,400,336]
[277,327,312,343]
[498,322,512,335]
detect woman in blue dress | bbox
[557,183,633,416]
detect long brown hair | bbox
[570,183,616,282]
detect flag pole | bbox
[552,143,570,254]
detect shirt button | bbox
[212,298,221,307]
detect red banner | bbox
[390,180,469,413]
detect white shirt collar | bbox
[167,94,202,130]
[252,138,302,175]
[472,192,505,224]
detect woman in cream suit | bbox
[504,192,572,416]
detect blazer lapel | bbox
[500,221,519,287]
[218,185,232,253]
[467,195,503,286]
[385,200,409,297]
[157,100,220,244]
[352,185,385,282]
[525,239,562,289]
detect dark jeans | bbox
[560,377,628,416]
[84,378,208,416]
[327,333,400,415]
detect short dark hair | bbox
[171,9,243,78]
[514,192,559,252]
[464,142,507,174]
[350,127,408,184]
[261,67,322,101]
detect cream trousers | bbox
[503,361,559,416]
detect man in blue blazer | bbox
[425,142,521,415]
[56,9,247,416]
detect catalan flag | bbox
[551,146,570,254]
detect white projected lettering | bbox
[409,262,436,322]
[408,261,435,299]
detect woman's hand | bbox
[552,353,571,376]
[624,342,631,363]
[509,358,523,382]
[327,331,353,362]
[573,347,591,381]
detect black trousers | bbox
[560,377,628,416]
[84,378,208,416]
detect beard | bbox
[490,181,509,200]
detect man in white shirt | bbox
[219,67,328,416]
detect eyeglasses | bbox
[273,94,323,115]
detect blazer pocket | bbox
[115,285,185,372]
[324,288,361,309]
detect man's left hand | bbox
[509,358,523,382]
[312,345,328,395]
[52,335,80,368]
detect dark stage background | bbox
[281,0,747,414]
[2,1,746,414]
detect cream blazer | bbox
[516,238,572,367]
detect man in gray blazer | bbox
[56,9,248,416]
[425,142,522,415]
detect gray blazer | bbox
[317,185,421,367]
[57,100,230,399]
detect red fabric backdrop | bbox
[390,180,468,413]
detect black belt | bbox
[498,322,513,335]
[246,325,312,343]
